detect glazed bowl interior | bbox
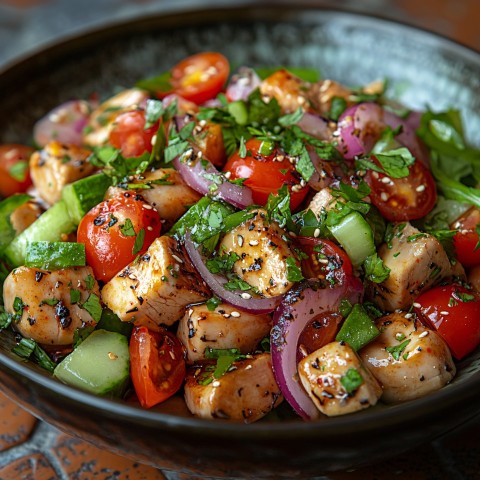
[0,3,480,478]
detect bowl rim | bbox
[1,0,480,439]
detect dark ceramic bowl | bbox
[1,3,480,479]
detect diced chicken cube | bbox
[359,312,456,403]
[366,223,463,311]
[9,199,43,234]
[3,266,100,345]
[184,353,282,423]
[218,209,299,297]
[306,188,338,219]
[29,141,94,205]
[177,303,272,363]
[298,341,382,416]
[308,79,353,116]
[101,236,210,328]
[105,168,201,230]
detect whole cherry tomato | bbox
[223,138,309,210]
[129,326,186,408]
[414,283,480,360]
[0,144,34,197]
[364,157,437,222]
[109,110,159,158]
[156,52,229,105]
[77,192,161,282]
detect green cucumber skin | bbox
[0,193,31,253]
[25,241,86,270]
[53,329,130,397]
[62,173,112,225]
[3,200,76,267]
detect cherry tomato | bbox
[156,52,229,105]
[109,110,159,158]
[77,192,161,282]
[129,326,186,408]
[223,138,309,210]
[452,207,480,268]
[364,157,437,222]
[296,236,353,286]
[297,312,342,362]
[0,144,34,197]
[414,284,480,360]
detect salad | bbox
[0,52,479,423]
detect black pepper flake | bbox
[137,296,144,305]
[126,307,139,313]
[94,215,106,226]
[55,301,72,329]
[248,223,255,231]
[28,316,36,326]
[35,271,44,282]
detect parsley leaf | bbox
[363,253,390,283]
[374,147,416,178]
[132,228,145,255]
[340,368,364,394]
[82,293,102,322]
[206,296,222,312]
[285,257,304,282]
[328,96,348,121]
[386,339,411,361]
[85,274,95,291]
[206,252,240,274]
[120,218,136,237]
[70,289,81,305]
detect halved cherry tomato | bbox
[223,138,309,210]
[129,326,186,408]
[109,110,159,158]
[0,144,34,197]
[157,52,229,105]
[297,311,342,362]
[414,283,480,360]
[452,207,480,268]
[364,157,437,222]
[296,236,353,286]
[77,192,161,282]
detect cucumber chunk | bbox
[3,200,76,267]
[54,329,130,397]
[25,241,86,270]
[328,211,375,267]
[336,304,380,351]
[62,173,112,225]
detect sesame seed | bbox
[237,235,244,247]
[418,331,429,338]
[172,254,183,264]
[196,150,203,158]
[380,192,389,202]
[404,313,413,319]
[108,352,118,360]
[381,176,392,184]
[289,231,297,237]
[230,311,241,318]
[249,240,259,246]
[276,154,285,162]
[143,204,153,210]
[314,228,321,238]
[198,119,207,127]
[188,309,193,316]
[412,302,421,308]
[291,184,302,192]
[147,226,153,231]
[241,293,251,300]
[150,134,157,146]
[440,311,450,315]
[212,381,220,387]
[416,185,426,192]
[224,171,231,179]
[372,171,379,179]
[223,313,231,318]
[128,273,137,280]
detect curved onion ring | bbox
[296,112,331,141]
[271,277,364,420]
[184,231,283,314]
[173,155,253,209]
[336,102,385,160]
[33,100,92,147]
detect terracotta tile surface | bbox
[0,1,479,479]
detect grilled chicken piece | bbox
[308,79,354,116]
[101,236,210,328]
[9,199,43,234]
[3,266,100,345]
[298,341,382,416]
[366,223,463,311]
[83,88,149,147]
[29,141,94,205]
[177,303,272,363]
[218,209,299,297]
[260,69,311,114]
[359,312,456,403]
[306,188,338,219]
[184,353,282,423]
[104,168,201,230]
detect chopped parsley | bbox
[363,253,390,283]
[85,274,95,290]
[205,296,222,312]
[386,339,411,361]
[120,218,136,237]
[12,337,56,373]
[340,367,364,394]
[285,257,304,282]
[82,293,102,322]
[70,289,81,305]
[132,228,145,255]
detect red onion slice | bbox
[226,67,261,102]
[184,232,283,314]
[33,100,92,147]
[296,112,331,141]
[336,102,385,160]
[172,155,253,209]
[271,277,364,420]
[383,110,430,166]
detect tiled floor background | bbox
[0,0,479,479]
